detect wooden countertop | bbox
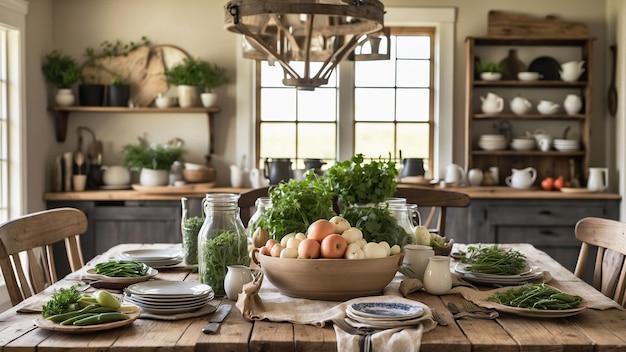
[43,186,621,201]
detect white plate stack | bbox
[116,248,183,269]
[553,139,580,151]
[124,280,214,314]
[454,263,544,285]
[478,134,507,151]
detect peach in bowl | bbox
[251,249,403,301]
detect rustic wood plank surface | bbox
[0,243,625,351]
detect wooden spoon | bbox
[608,45,618,117]
[569,158,580,188]
[74,151,85,175]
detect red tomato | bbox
[297,238,321,259]
[306,219,336,243]
[541,177,554,191]
[553,176,565,191]
[320,234,348,259]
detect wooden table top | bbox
[1,243,625,352]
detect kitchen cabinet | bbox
[48,106,220,155]
[465,36,594,185]
[456,197,619,279]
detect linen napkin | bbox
[236,273,437,352]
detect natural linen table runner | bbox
[236,273,438,352]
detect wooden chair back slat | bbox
[0,208,88,306]
[574,217,626,307]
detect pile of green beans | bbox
[462,244,527,275]
[487,283,583,310]
[94,260,149,277]
[46,303,129,325]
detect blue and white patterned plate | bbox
[348,302,424,320]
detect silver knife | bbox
[202,304,232,334]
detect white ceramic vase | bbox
[564,94,583,115]
[177,85,199,108]
[139,168,169,186]
[55,88,75,106]
[224,265,254,300]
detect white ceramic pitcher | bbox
[445,163,465,186]
[505,167,537,189]
[560,60,585,82]
[564,94,583,115]
[587,167,608,192]
[510,96,532,115]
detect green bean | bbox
[60,313,97,325]
[487,283,583,310]
[94,260,148,277]
[72,312,129,326]
[461,244,527,275]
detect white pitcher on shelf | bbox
[560,60,585,82]
[505,167,537,189]
[564,94,583,115]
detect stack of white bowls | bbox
[553,139,580,151]
[478,134,507,151]
[510,137,536,151]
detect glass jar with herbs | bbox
[198,193,248,296]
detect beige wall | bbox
[24,0,610,211]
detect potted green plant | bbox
[122,136,185,186]
[41,50,81,106]
[165,57,209,108]
[108,72,131,107]
[198,62,229,108]
[476,61,504,81]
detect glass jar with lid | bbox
[247,196,271,236]
[198,193,249,296]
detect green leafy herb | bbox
[487,283,583,310]
[258,174,335,241]
[341,204,414,248]
[461,244,527,275]
[182,216,204,265]
[323,154,398,206]
[41,285,83,318]
[199,230,249,295]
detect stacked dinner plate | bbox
[124,280,214,314]
[343,302,425,329]
[478,134,507,151]
[553,139,580,151]
[116,248,183,269]
[454,263,543,285]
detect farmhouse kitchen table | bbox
[1,243,625,352]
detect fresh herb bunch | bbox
[199,230,249,295]
[41,50,81,88]
[323,154,398,206]
[487,283,583,310]
[41,284,83,317]
[341,204,414,248]
[461,244,527,275]
[122,137,185,170]
[258,174,335,241]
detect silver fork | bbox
[431,308,448,326]
[332,319,379,352]
[462,300,495,314]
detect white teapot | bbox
[505,167,537,189]
[510,96,532,115]
[537,100,560,115]
[559,60,585,82]
[480,92,504,115]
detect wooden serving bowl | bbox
[252,250,404,301]
[183,168,216,183]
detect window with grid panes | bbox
[256,27,434,173]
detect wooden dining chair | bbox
[393,185,470,238]
[238,187,271,225]
[0,207,88,306]
[574,217,626,307]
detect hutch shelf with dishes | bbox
[465,36,594,185]
[48,106,221,154]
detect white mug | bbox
[538,138,551,152]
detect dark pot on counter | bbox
[304,158,326,175]
[264,158,293,185]
[401,158,425,178]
